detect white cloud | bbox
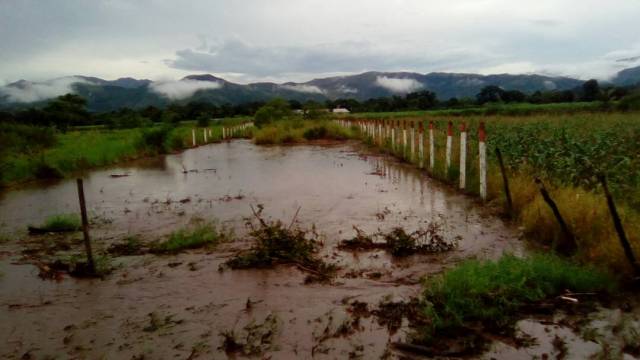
[375,76,423,93]
[336,85,358,94]
[280,84,324,94]
[0,76,86,103]
[149,79,221,100]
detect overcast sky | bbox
[1,0,640,84]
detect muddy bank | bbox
[0,140,530,358]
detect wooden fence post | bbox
[479,122,487,200]
[459,122,467,190]
[76,179,95,274]
[599,174,640,276]
[495,147,513,217]
[535,177,577,255]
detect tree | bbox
[43,94,90,131]
[582,79,601,102]
[476,86,506,104]
[254,98,292,127]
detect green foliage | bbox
[196,115,210,127]
[255,120,354,144]
[254,98,292,127]
[42,94,90,131]
[39,214,81,232]
[151,223,227,254]
[618,91,640,111]
[419,254,615,340]
[139,124,173,153]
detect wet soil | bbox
[0,140,622,359]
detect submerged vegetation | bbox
[226,205,337,283]
[413,254,615,347]
[339,224,459,256]
[33,213,81,233]
[151,222,228,254]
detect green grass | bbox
[151,223,227,254]
[253,119,355,145]
[39,214,81,232]
[419,253,615,341]
[342,101,605,119]
[0,122,237,186]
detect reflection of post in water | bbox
[419,175,425,206]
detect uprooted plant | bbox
[225,205,337,283]
[339,222,460,256]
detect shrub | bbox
[39,214,81,232]
[139,125,172,153]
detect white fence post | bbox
[192,129,196,147]
[402,121,407,159]
[410,121,416,162]
[445,121,453,174]
[419,122,424,169]
[429,121,435,171]
[203,128,207,143]
[479,122,487,200]
[459,123,467,190]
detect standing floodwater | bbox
[0,140,523,359]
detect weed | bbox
[151,223,228,254]
[339,224,459,256]
[219,313,280,356]
[226,205,337,283]
[33,214,81,233]
[107,235,144,256]
[418,253,615,343]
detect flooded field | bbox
[2,140,619,359]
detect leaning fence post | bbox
[535,177,577,255]
[445,121,453,174]
[479,122,487,200]
[495,147,513,217]
[76,179,95,274]
[459,122,467,190]
[598,174,640,276]
[429,121,435,171]
[192,129,196,147]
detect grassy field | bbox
[342,101,607,118]
[345,112,640,274]
[0,120,252,187]
[253,119,355,145]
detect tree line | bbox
[1,79,638,131]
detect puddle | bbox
[0,140,526,359]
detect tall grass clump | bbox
[38,214,82,232]
[253,120,355,145]
[419,253,615,341]
[151,223,228,254]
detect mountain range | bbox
[1,66,639,112]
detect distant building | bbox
[332,108,350,113]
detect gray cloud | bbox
[1,0,640,83]
[149,79,222,100]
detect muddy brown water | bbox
[1,140,596,359]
